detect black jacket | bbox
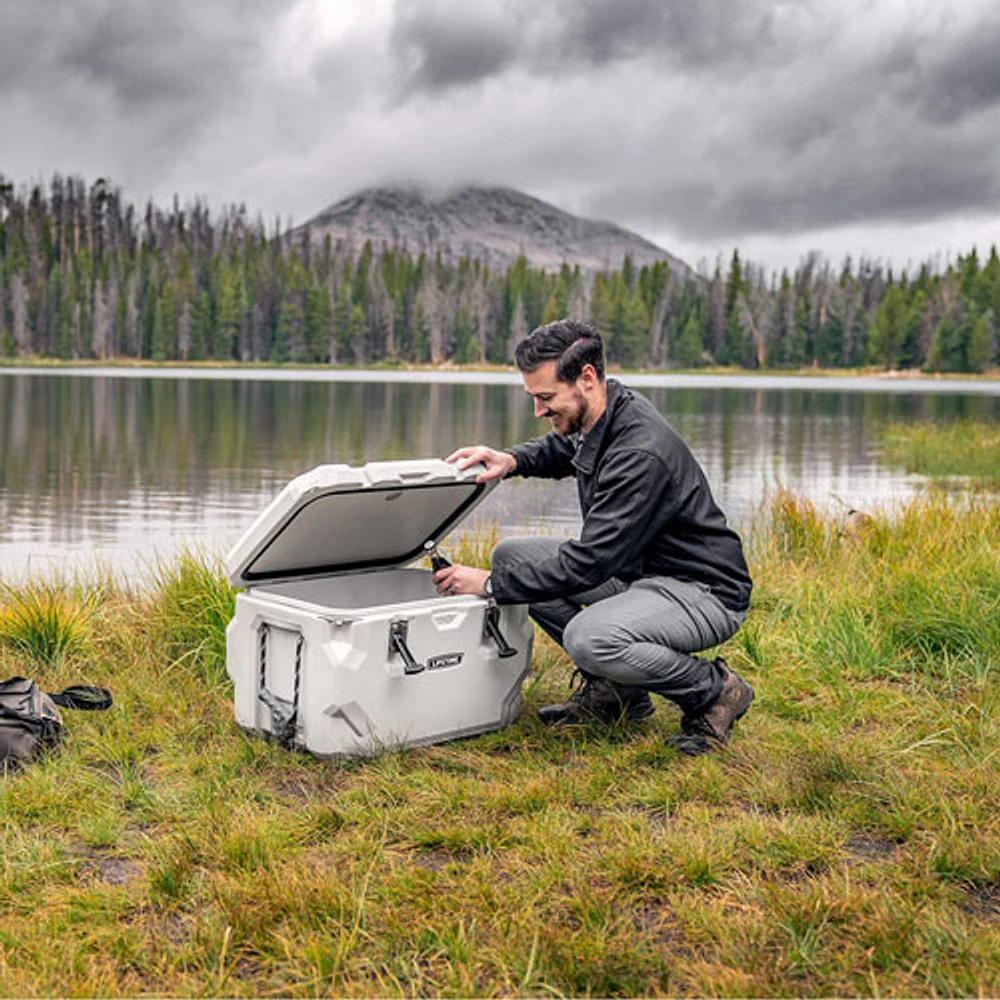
[490,378,752,612]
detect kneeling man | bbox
[435,319,754,754]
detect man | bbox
[434,319,754,755]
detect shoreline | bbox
[2,360,999,394]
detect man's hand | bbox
[446,445,517,483]
[433,564,490,597]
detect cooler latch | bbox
[484,603,518,659]
[389,619,425,675]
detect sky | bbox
[2,0,1000,275]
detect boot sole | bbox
[670,681,754,755]
[537,701,656,726]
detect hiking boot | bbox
[668,658,753,756]
[537,672,655,726]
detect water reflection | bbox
[1,373,997,580]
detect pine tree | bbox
[792,285,811,367]
[151,282,177,361]
[926,313,962,372]
[334,275,353,362]
[869,285,910,369]
[967,313,992,373]
[214,261,242,360]
[541,291,560,325]
[673,308,706,367]
[366,257,394,362]
[304,282,332,362]
[619,286,650,366]
[55,260,74,358]
[721,250,748,365]
[348,303,366,364]
[190,289,211,360]
[589,274,612,347]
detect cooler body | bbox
[226,569,533,755]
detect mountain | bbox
[300,185,694,278]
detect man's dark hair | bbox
[514,319,606,382]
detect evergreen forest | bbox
[1,174,998,372]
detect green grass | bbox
[879,420,1000,485]
[0,496,999,996]
[0,583,100,665]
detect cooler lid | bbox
[225,459,497,586]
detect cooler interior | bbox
[252,568,443,611]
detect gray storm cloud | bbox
[2,0,288,100]
[0,0,289,174]
[386,0,1000,240]
[389,0,793,89]
[2,0,999,259]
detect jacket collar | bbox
[572,378,626,474]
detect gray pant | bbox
[492,537,747,715]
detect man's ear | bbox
[578,363,599,389]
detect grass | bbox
[879,420,1000,486]
[0,582,100,665]
[0,494,998,996]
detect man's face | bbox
[522,361,591,436]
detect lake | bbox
[1,367,998,581]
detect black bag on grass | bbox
[0,676,112,770]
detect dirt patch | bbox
[959,880,1000,920]
[158,911,190,944]
[270,776,316,802]
[268,767,353,803]
[632,899,681,948]
[410,847,470,871]
[81,855,143,886]
[231,954,267,983]
[768,859,830,884]
[842,834,899,863]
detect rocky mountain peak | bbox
[302,184,693,278]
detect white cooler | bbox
[224,459,534,756]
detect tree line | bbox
[1,173,998,372]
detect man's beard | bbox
[559,392,589,436]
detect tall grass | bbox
[147,549,235,685]
[0,496,998,996]
[879,420,1000,484]
[0,583,98,665]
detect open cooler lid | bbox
[225,459,497,586]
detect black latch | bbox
[484,603,518,659]
[389,619,425,674]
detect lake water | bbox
[1,367,998,581]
